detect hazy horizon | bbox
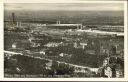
[4,3,124,25]
[5,3,124,11]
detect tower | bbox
[56,21,60,24]
[12,13,15,24]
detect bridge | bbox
[77,29,124,36]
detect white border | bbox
[124,0,128,80]
[0,0,127,81]
[0,1,4,81]
[4,0,127,3]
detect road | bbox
[4,50,99,73]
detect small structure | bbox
[12,43,17,49]
[45,61,52,70]
[44,42,62,47]
[104,66,112,78]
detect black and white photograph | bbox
[3,0,127,79]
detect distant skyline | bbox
[5,3,124,11]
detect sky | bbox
[5,3,124,11]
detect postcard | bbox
[0,0,127,81]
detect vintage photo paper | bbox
[0,0,128,81]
